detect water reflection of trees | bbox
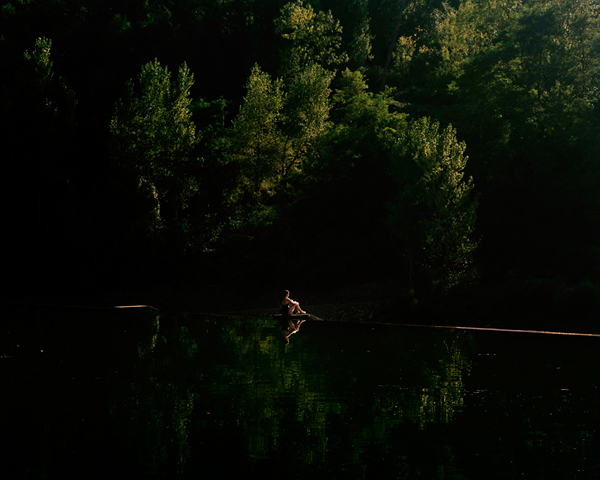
[212,317,473,472]
[110,313,196,475]
[109,314,474,476]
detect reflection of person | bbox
[280,290,306,316]
[280,318,305,344]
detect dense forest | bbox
[2,0,600,319]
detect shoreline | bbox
[3,278,599,335]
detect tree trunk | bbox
[379,0,408,91]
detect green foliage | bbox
[422,0,600,149]
[23,36,54,88]
[4,0,600,303]
[316,68,407,182]
[386,117,478,297]
[432,0,518,79]
[230,61,333,226]
[282,62,334,170]
[334,70,406,127]
[344,1,373,70]
[19,37,77,126]
[230,64,285,196]
[110,59,202,251]
[387,0,600,282]
[317,0,374,70]
[275,0,348,75]
[0,35,79,286]
[285,69,408,284]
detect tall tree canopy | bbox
[386,118,478,298]
[275,0,348,74]
[2,0,600,312]
[110,59,204,255]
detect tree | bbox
[274,0,348,75]
[281,62,335,178]
[230,62,334,217]
[379,0,408,90]
[343,0,374,71]
[386,117,478,298]
[230,64,285,201]
[422,0,600,155]
[286,69,408,284]
[394,0,600,280]
[315,0,374,71]
[2,36,78,284]
[110,58,199,251]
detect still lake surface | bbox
[1,306,599,479]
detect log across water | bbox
[272,313,323,321]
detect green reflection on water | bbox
[4,308,600,479]
[106,312,474,477]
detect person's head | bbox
[283,289,290,299]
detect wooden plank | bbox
[114,305,159,310]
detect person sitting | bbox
[280,290,306,316]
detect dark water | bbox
[1,307,600,479]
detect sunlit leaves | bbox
[432,0,520,80]
[110,58,198,236]
[430,0,600,144]
[387,117,478,297]
[111,59,196,177]
[23,36,54,88]
[231,64,285,193]
[512,0,600,137]
[331,69,406,133]
[346,2,373,71]
[283,63,334,164]
[275,0,348,74]
[231,62,333,198]
[20,36,77,123]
